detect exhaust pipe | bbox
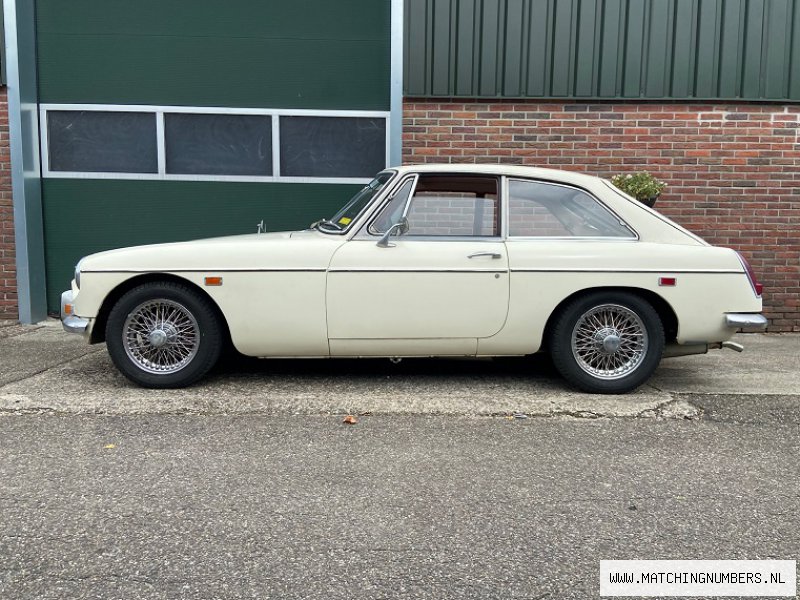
[707,341,745,353]
[721,341,744,353]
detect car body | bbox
[61,164,767,393]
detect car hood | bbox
[80,229,346,272]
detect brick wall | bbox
[0,87,17,320]
[404,99,800,332]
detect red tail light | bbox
[736,252,763,297]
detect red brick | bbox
[403,98,799,331]
[0,88,15,320]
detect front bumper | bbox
[60,290,91,335]
[725,313,768,330]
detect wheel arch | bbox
[89,273,232,345]
[541,286,678,350]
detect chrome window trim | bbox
[504,236,638,243]
[353,172,418,239]
[356,172,504,241]
[343,170,408,239]
[361,173,420,237]
[314,169,400,237]
[39,103,391,184]
[506,177,639,240]
[354,235,506,243]
[500,176,510,239]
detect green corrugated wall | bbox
[404,0,800,101]
[41,181,361,311]
[36,0,390,108]
[34,0,391,311]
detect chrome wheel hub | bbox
[148,329,168,348]
[571,304,648,380]
[122,299,200,374]
[597,329,621,353]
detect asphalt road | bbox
[0,324,798,599]
[1,411,798,599]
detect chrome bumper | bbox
[60,290,91,335]
[725,313,768,330]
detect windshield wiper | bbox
[310,218,344,232]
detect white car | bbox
[60,164,766,393]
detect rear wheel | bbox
[106,282,222,388]
[549,292,664,394]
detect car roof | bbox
[391,163,604,187]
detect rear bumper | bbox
[60,290,91,336]
[725,313,768,330]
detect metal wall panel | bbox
[32,0,398,312]
[36,0,391,109]
[41,180,362,311]
[0,6,6,84]
[404,0,800,100]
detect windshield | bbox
[313,171,395,232]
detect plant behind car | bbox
[610,172,667,207]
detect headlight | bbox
[74,258,84,289]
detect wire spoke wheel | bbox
[107,282,223,388]
[570,303,648,381]
[550,292,664,394]
[122,299,200,375]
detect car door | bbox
[326,173,509,356]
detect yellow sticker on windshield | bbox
[338,217,352,225]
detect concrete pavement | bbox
[0,320,797,417]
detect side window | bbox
[508,180,634,238]
[405,175,499,236]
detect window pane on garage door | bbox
[279,116,386,178]
[165,113,273,176]
[47,111,158,173]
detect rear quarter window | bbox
[508,179,635,238]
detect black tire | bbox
[548,291,664,394]
[106,281,223,388]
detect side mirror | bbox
[376,217,409,248]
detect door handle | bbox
[467,252,502,259]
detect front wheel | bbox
[549,292,664,394]
[106,282,223,388]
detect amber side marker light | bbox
[63,304,73,315]
[204,277,223,286]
